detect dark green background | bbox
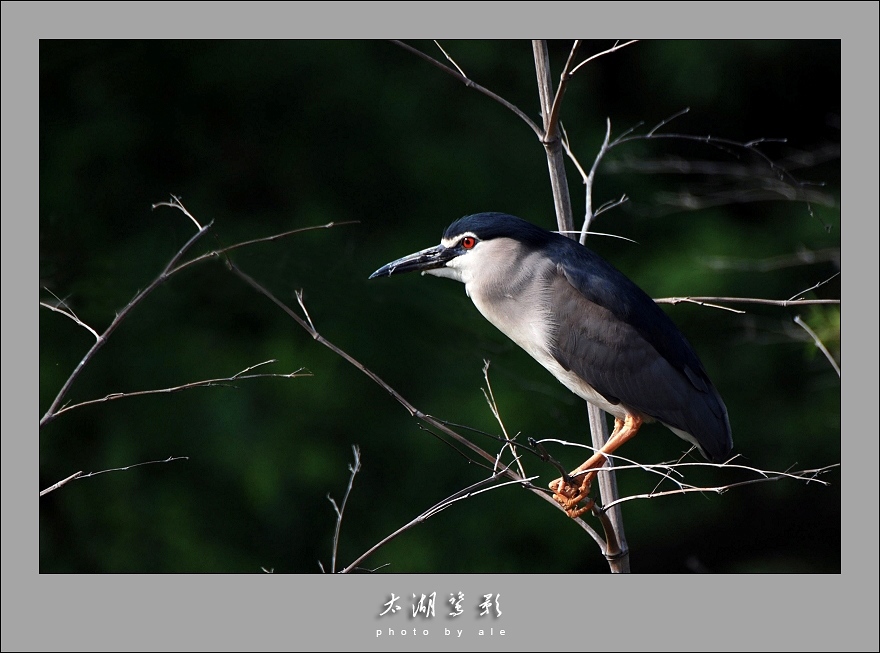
[40,40,840,573]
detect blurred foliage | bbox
[40,40,840,573]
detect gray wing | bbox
[547,262,732,462]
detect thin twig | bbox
[480,361,527,479]
[329,445,362,573]
[554,230,638,244]
[656,296,840,309]
[340,471,546,573]
[392,40,543,139]
[433,40,466,77]
[39,301,100,341]
[39,471,82,497]
[794,316,841,377]
[40,200,213,429]
[167,221,359,277]
[77,455,189,479]
[598,107,832,228]
[40,456,189,497]
[225,259,605,544]
[602,464,839,511]
[545,40,581,142]
[788,272,841,302]
[560,123,590,181]
[594,195,629,218]
[48,362,311,420]
[152,195,202,230]
[538,436,837,491]
[40,196,352,430]
[295,289,316,331]
[568,40,639,76]
[581,118,614,242]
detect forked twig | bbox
[224,256,605,543]
[327,445,362,573]
[480,361,527,479]
[40,196,350,430]
[40,205,212,429]
[392,40,543,138]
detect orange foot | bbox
[549,469,597,518]
[549,414,643,519]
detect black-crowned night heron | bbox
[370,212,732,517]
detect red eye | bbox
[461,236,477,249]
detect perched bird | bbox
[370,212,732,517]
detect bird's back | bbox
[545,234,732,462]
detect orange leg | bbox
[549,414,643,518]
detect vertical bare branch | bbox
[588,403,629,572]
[581,117,614,244]
[533,40,627,571]
[533,40,574,234]
[329,445,362,573]
[545,40,581,142]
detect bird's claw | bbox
[550,473,595,519]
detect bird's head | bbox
[368,212,555,285]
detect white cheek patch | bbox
[425,267,460,281]
[427,257,470,283]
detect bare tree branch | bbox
[656,296,840,309]
[39,300,100,341]
[40,201,213,429]
[581,118,613,242]
[788,272,841,302]
[533,40,575,232]
[225,257,608,534]
[794,316,841,377]
[391,40,543,138]
[39,471,82,497]
[153,194,202,230]
[568,40,639,77]
[602,463,839,510]
[40,456,188,497]
[328,445,362,573]
[167,221,359,277]
[536,435,838,505]
[394,40,839,574]
[40,195,351,430]
[480,361,529,480]
[433,40,466,77]
[40,286,104,340]
[77,455,189,479]
[533,40,627,573]
[544,40,581,142]
[339,471,545,573]
[48,361,311,420]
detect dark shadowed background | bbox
[39,40,840,573]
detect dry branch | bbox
[40,196,350,430]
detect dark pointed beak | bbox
[368,244,459,279]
